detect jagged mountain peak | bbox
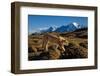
[55,22,80,32]
[35,22,81,33]
[71,22,80,28]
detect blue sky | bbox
[28,15,88,34]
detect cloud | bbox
[38,27,49,30]
[29,24,59,34]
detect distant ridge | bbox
[31,22,87,34]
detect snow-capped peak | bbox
[32,22,81,34]
[72,22,80,28]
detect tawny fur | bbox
[42,33,69,53]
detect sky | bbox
[28,15,88,34]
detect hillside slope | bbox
[28,28,88,60]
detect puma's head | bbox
[59,37,69,46]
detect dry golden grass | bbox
[28,29,88,60]
[67,37,87,47]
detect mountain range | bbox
[40,22,82,33]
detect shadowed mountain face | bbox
[55,22,81,32]
[28,28,88,60]
[37,22,82,33]
[40,27,54,33]
[55,23,78,32]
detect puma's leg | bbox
[52,44,58,50]
[45,40,48,52]
[42,37,45,48]
[42,38,48,52]
[31,46,37,53]
[58,43,65,54]
[42,36,46,50]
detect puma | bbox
[42,33,69,53]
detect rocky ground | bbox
[28,28,88,60]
